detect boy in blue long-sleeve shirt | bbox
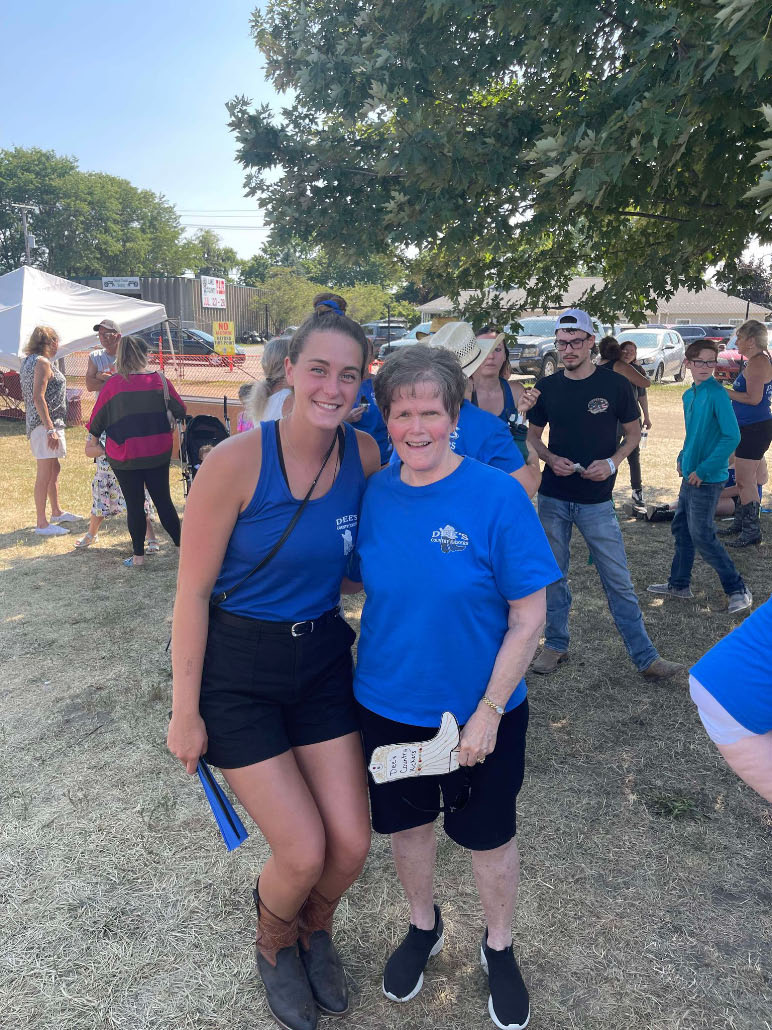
[648,342,752,615]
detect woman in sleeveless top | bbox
[245,334,294,427]
[466,330,534,460]
[19,326,80,536]
[167,295,381,1030]
[727,319,772,547]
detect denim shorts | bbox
[199,605,359,768]
[357,700,529,851]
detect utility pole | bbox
[11,203,36,264]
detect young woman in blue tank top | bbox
[726,319,772,547]
[467,330,534,461]
[167,295,381,1030]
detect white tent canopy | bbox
[0,266,167,371]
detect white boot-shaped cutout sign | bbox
[368,712,460,784]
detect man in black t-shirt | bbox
[526,309,681,680]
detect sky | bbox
[0,1,279,259]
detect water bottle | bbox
[640,429,648,450]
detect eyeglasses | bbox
[689,359,718,368]
[556,337,589,350]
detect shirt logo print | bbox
[588,397,609,414]
[336,514,357,555]
[431,524,469,553]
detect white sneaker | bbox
[727,589,752,615]
[50,512,82,523]
[34,524,69,536]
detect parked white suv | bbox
[616,328,687,382]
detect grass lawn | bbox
[1,385,770,1030]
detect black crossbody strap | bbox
[212,424,343,606]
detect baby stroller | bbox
[179,396,231,497]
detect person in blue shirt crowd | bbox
[466,327,534,461]
[527,308,681,679]
[387,322,541,497]
[354,344,561,1030]
[648,340,752,615]
[725,319,772,546]
[347,336,392,464]
[690,594,772,802]
[167,294,381,1030]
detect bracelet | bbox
[606,457,616,474]
[480,695,504,716]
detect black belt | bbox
[209,603,341,638]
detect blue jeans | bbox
[538,495,659,671]
[669,480,745,595]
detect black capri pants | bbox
[113,462,181,555]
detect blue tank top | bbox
[212,421,366,619]
[731,359,772,425]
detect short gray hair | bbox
[373,345,466,421]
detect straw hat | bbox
[428,321,499,376]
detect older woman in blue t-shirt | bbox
[353,345,560,1030]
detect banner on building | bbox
[102,276,140,292]
[201,276,227,309]
[212,321,236,355]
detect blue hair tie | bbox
[316,299,344,316]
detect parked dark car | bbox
[507,315,608,377]
[362,321,408,347]
[143,327,246,366]
[671,325,735,350]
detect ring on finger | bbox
[477,756,486,764]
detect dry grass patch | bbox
[1,390,770,1030]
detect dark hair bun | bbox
[312,292,347,315]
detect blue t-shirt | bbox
[356,377,392,464]
[389,399,524,474]
[354,458,561,726]
[211,421,365,620]
[690,596,772,735]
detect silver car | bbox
[616,329,687,383]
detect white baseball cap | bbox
[554,309,595,336]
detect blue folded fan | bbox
[197,759,248,851]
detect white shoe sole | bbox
[382,933,444,1002]
[480,946,530,1030]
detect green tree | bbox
[716,256,772,308]
[183,229,240,280]
[239,252,272,285]
[0,147,189,277]
[229,0,772,322]
[260,267,323,328]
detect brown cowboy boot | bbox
[253,883,317,1030]
[298,888,348,1015]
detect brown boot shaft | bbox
[254,886,300,967]
[298,888,340,950]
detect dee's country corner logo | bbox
[431,524,469,553]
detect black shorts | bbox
[357,700,529,851]
[735,419,772,461]
[199,605,359,769]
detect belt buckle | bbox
[291,619,313,637]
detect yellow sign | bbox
[212,321,236,355]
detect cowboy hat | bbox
[429,321,499,377]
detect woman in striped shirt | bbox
[87,335,186,567]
